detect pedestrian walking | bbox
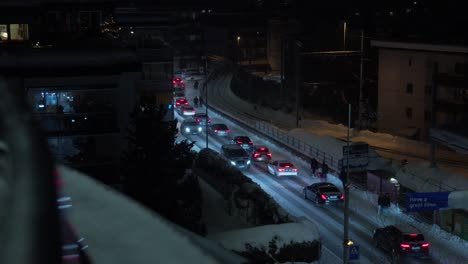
[321,162,329,182]
[193,96,199,107]
[377,193,391,215]
[310,158,318,175]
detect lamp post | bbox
[343,103,351,263]
[237,36,241,64]
[203,56,209,149]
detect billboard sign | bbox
[406,192,450,212]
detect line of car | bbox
[175,81,431,263]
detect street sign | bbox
[348,245,360,261]
[406,192,450,212]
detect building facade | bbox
[372,40,468,141]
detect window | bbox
[0,24,7,41]
[406,83,413,94]
[0,24,29,41]
[424,85,432,94]
[455,63,467,75]
[424,110,431,121]
[406,107,413,118]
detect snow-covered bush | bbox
[194,148,290,225]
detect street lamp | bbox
[203,56,209,149]
[237,36,241,64]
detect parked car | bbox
[267,160,297,177]
[180,120,203,135]
[175,98,189,108]
[192,113,211,126]
[221,144,251,170]
[303,182,344,205]
[178,105,196,116]
[251,146,272,162]
[230,136,253,151]
[208,123,230,136]
[373,225,430,261]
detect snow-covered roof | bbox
[59,165,246,264]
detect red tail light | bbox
[176,102,181,106]
[421,243,429,248]
[172,80,176,84]
[197,118,201,122]
[248,141,253,145]
[278,168,285,172]
[285,165,290,168]
[320,194,327,200]
[237,140,243,144]
[400,243,411,248]
[292,168,297,172]
[254,153,260,158]
[214,129,219,132]
[267,153,272,157]
[340,194,344,199]
[184,102,189,105]
[208,118,212,122]
[260,147,265,150]
[226,130,231,132]
[409,233,418,237]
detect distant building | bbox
[0,0,174,183]
[371,40,468,142]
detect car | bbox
[178,105,196,116]
[303,182,344,205]
[231,136,253,151]
[373,225,430,261]
[267,160,298,177]
[208,123,231,136]
[192,113,211,126]
[173,77,185,89]
[251,146,272,162]
[180,120,203,135]
[221,144,251,170]
[175,98,189,108]
[173,90,185,101]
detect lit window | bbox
[10,24,29,41]
[0,24,7,40]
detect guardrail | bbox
[205,85,343,173]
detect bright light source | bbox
[38,104,45,108]
[247,160,251,165]
[230,161,236,165]
[185,128,190,132]
[389,177,398,184]
[198,127,202,131]
[130,31,134,34]
[237,36,241,41]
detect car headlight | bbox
[198,127,202,131]
[185,128,190,132]
[230,161,236,165]
[247,160,251,165]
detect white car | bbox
[267,160,298,177]
[178,106,196,116]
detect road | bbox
[173,75,461,264]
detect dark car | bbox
[208,123,230,136]
[252,146,272,162]
[180,120,203,135]
[231,136,253,151]
[221,144,251,170]
[192,113,211,126]
[373,225,430,261]
[303,182,344,205]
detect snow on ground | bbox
[58,165,246,264]
[207,220,319,253]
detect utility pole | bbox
[343,103,351,264]
[295,40,301,128]
[357,29,364,129]
[430,62,439,167]
[204,56,209,149]
[280,36,285,99]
